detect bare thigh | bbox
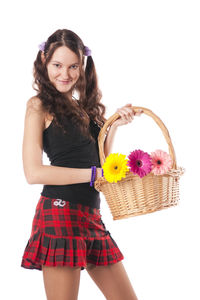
[42,265,81,300]
[86,261,138,300]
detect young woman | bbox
[21,28,142,300]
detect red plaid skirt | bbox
[21,195,124,271]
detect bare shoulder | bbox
[26,96,48,122]
[25,96,54,129]
[24,96,46,131]
[26,96,44,112]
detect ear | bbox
[41,51,46,64]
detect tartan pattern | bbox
[21,195,124,271]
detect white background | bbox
[1,0,199,299]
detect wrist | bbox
[110,122,118,130]
[94,169,98,181]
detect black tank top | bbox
[40,115,102,209]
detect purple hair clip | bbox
[38,41,46,52]
[84,46,92,56]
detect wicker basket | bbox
[94,106,185,220]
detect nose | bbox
[61,67,71,79]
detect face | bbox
[46,46,81,98]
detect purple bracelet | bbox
[92,166,96,186]
[92,167,96,184]
[90,167,93,187]
[90,166,104,187]
[90,166,96,187]
[93,167,96,183]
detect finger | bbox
[117,108,134,119]
[125,107,135,117]
[123,107,135,115]
[134,109,143,115]
[123,113,134,123]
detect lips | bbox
[58,80,72,84]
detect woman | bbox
[21,28,142,300]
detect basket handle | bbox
[97,106,177,169]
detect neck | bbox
[64,90,72,99]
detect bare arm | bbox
[104,104,143,157]
[104,123,118,158]
[31,165,93,185]
[22,97,94,185]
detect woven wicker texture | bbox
[94,106,185,220]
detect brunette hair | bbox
[32,28,107,142]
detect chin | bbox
[52,80,76,95]
[55,85,71,93]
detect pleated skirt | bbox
[21,195,124,271]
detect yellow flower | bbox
[102,153,129,183]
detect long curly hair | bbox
[32,28,107,142]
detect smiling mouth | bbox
[58,80,72,83]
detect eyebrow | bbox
[51,61,79,65]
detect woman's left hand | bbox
[111,103,143,127]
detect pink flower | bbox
[127,149,152,178]
[150,149,172,175]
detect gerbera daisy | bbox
[102,153,129,183]
[150,149,172,175]
[127,149,152,178]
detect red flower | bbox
[127,149,152,178]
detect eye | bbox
[70,65,79,69]
[53,64,61,68]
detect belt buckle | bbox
[53,198,66,207]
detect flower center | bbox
[114,166,118,170]
[136,160,142,167]
[157,160,162,165]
